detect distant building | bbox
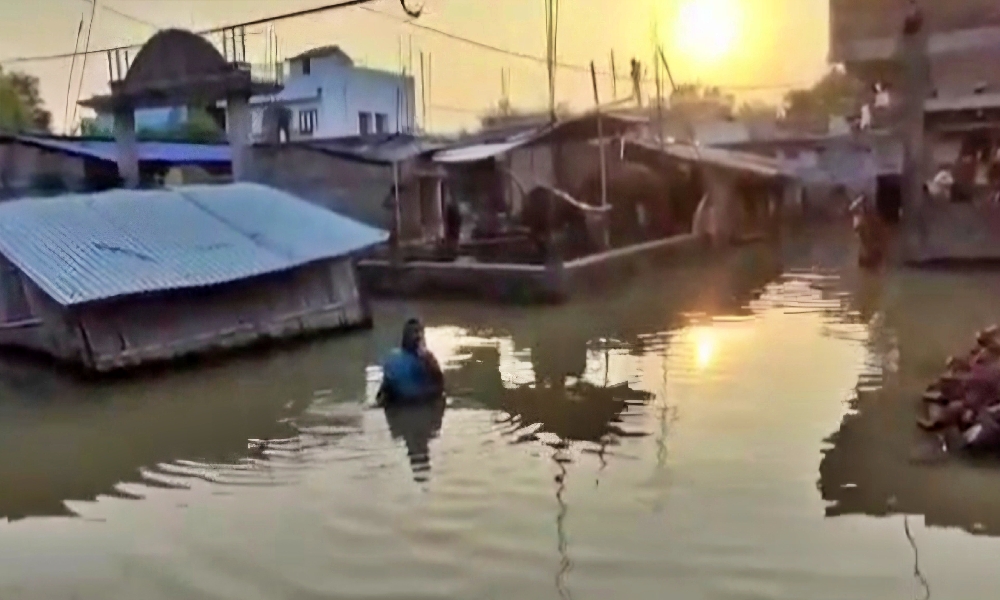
[249,45,416,141]
[0,134,232,197]
[830,0,1000,95]
[90,45,416,142]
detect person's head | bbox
[401,318,425,353]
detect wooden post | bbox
[392,161,402,262]
[592,61,610,249]
[610,51,617,100]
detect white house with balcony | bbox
[89,45,416,142]
[250,46,417,141]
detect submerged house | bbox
[0,182,386,372]
[0,134,232,199]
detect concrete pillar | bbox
[112,109,140,188]
[898,5,931,260]
[226,94,252,182]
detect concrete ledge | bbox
[907,202,1000,264]
[358,233,710,304]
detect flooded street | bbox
[3,228,1000,599]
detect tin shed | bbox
[0,183,386,372]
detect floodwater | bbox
[4,228,1000,599]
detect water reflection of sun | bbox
[692,327,717,370]
[675,0,742,64]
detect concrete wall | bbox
[246,144,435,241]
[831,0,1000,49]
[250,55,416,141]
[0,142,88,197]
[247,144,395,227]
[909,202,1000,262]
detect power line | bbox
[70,0,99,131]
[77,0,160,30]
[0,0,403,66]
[62,15,86,132]
[358,6,813,92]
[2,0,816,93]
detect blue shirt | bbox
[381,349,440,403]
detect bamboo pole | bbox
[393,161,402,249]
[591,61,609,249]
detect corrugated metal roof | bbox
[626,138,787,178]
[433,139,531,164]
[305,134,446,164]
[16,136,231,165]
[0,183,387,306]
[433,112,646,164]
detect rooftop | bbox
[287,45,354,66]
[11,135,231,166]
[0,183,386,306]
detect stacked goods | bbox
[918,325,1000,450]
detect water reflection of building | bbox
[0,336,370,521]
[819,267,1000,536]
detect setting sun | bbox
[675,0,742,64]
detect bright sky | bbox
[0,0,830,133]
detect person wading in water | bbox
[377,319,444,406]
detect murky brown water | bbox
[3,227,1000,599]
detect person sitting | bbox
[377,318,444,406]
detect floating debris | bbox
[917,325,1000,451]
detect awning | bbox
[625,138,787,178]
[433,139,530,164]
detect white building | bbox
[250,46,417,141]
[90,45,416,141]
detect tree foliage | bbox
[139,108,225,143]
[668,83,735,120]
[736,100,779,122]
[479,102,571,130]
[783,67,863,121]
[0,68,51,133]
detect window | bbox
[358,112,372,136]
[298,109,318,136]
[301,57,311,76]
[375,113,389,134]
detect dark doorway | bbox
[876,175,901,224]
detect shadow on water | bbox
[0,333,376,521]
[819,260,1000,538]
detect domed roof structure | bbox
[80,28,281,111]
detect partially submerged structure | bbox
[247,133,447,240]
[359,113,794,303]
[0,183,385,372]
[0,134,232,198]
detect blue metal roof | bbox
[0,183,387,306]
[16,135,231,165]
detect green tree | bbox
[137,107,225,143]
[668,83,735,120]
[78,117,111,138]
[479,102,571,130]
[0,68,51,132]
[783,66,863,121]
[736,100,779,122]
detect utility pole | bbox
[899,0,930,261]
